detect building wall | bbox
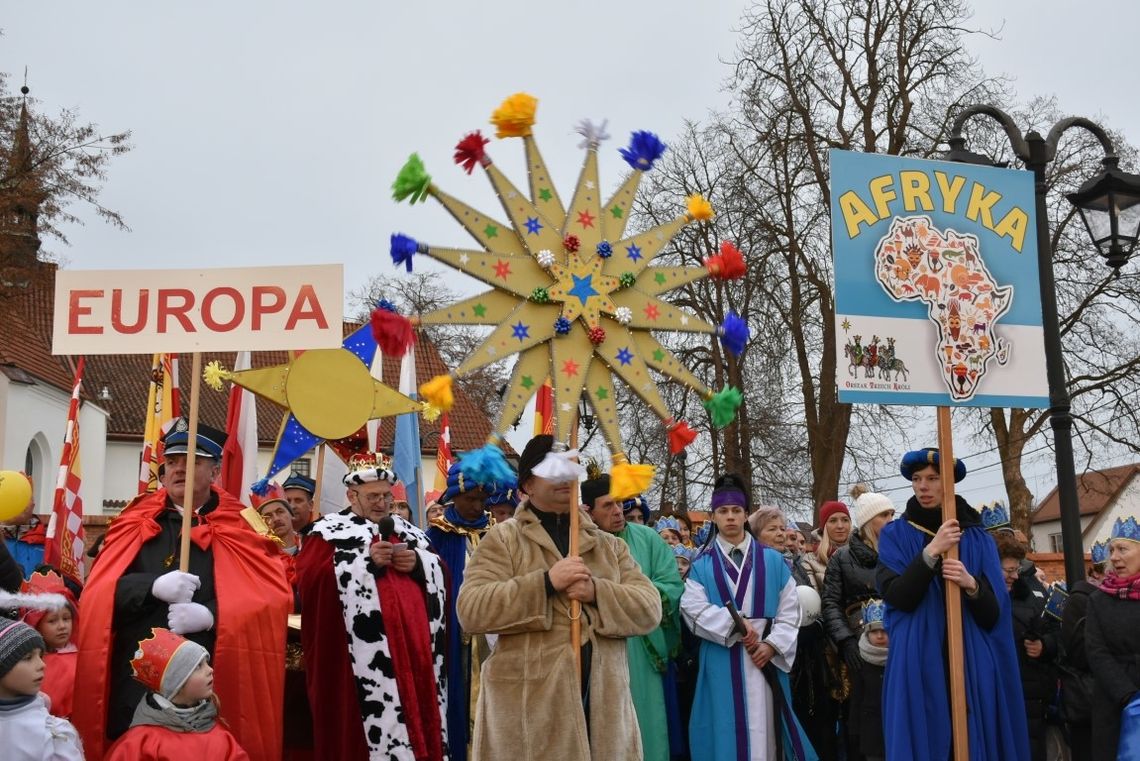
[1081,476,1140,544]
[1031,516,1095,553]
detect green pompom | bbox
[619,272,636,289]
[530,287,550,303]
[703,386,743,429]
[392,154,432,204]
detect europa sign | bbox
[830,150,1048,408]
[52,264,344,354]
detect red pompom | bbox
[667,420,698,454]
[588,326,606,345]
[563,234,580,253]
[454,131,490,175]
[705,241,747,279]
[370,308,416,356]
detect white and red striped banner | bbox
[434,412,452,492]
[219,351,258,504]
[45,357,85,581]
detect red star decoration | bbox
[562,359,580,377]
[577,210,596,229]
[494,260,512,279]
[643,303,660,320]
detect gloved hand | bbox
[151,571,201,604]
[841,637,863,673]
[168,602,214,634]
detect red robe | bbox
[43,649,77,718]
[104,723,251,761]
[74,486,292,761]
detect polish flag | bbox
[219,351,258,504]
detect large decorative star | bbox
[568,273,598,305]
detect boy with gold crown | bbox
[295,451,448,761]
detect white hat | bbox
[851,485,894,530]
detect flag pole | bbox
[310,444,326,524]
[568,413,581,683]
[937,406,969,760]
[179,353,203,572]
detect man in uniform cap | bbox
[282,472,316,534]
[74,419,292,761]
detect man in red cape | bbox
[74,421,292,761]
[296,451,448,761]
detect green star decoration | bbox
[484,223,499,238]
[473,302,487,317]
[538,187,553,202]
[595,386,609,400]
[521,375,535,390]
[652,349,666,362]
[610,205,623,219]
[654,272,667,285]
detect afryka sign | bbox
[52,264,344,354]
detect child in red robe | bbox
[105,627,250,760]
[20,569,78,719]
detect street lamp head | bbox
[943,137,1010,168]
[578,390,595,433]
[1068,157,1140,273]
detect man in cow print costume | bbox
[296,452,448,761]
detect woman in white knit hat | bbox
[820,484,895,760]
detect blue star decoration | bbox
[626,243,642,262]
[525,216,543,235]
[616,347,633,366]
[512,321,531,341]
[568,273,598,305]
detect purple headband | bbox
[711,489,747,511]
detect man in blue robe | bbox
[877,448,1030,760]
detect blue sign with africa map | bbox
[830,149,1048,408]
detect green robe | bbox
[615,522,684,761]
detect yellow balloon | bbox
[0,471,33,522]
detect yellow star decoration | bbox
[392,93,737,459]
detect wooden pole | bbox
[178,353,203,572]
[310,444,326,523]
[568,421,581,682]
[937,406,969,761]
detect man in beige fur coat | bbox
[457,435,662,760]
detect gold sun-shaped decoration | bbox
[388,93,747,486]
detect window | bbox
[292,459,311,477]
[1050,533,1064,553]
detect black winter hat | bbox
[0,615,44,679]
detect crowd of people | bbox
[0,426,1138,761]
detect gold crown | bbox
[347,451,393,474]
[129,627,191,695]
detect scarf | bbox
[858,631,888,667]
[130,693,218,733]
[1098,570,1140,601]
[902,494,981,535]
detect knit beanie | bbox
[160,641,209,701]
[849,484,895,530]
[818,500,849,527]
[130,628,210,701]
[0,615,45,679]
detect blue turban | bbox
[900,448,966,483]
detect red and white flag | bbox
[434,412,452,492]
[45,358,85,581]
[219,351,259,504]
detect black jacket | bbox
[822,532,879,647]
[1008,571,1059,761]
[1086,590,1140,761]
[0,540,22,593]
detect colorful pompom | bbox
[575,118,611,149]
[250,478,272,497]
[667,419,698,454]
[420,402,442,423]
[588,326,606,345]
[370,305,416,357]
[203,360,230,392]
[536,249,555,268]
[685,193,714,221]
[420,374,455,412]
[614,306,633,325]
[375,299,398,313]
[619,131,668,171]
[392,154,432,204]
[703,387,743,429]
[618,271,636,288]
[554,317,572,335]
[490,93,537,138]
[596,241,613,258]
[563,234,580,253]
[454,131,490,174]
[531,287,550,303]
[718,312,750,357]
[610,461,656,500]
[457,443,516,486]
[705,241,747,279]
[390,233,421,272]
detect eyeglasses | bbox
[1001,566,1021,577]
[350,490,394,506]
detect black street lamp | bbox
[946,105,1140,586]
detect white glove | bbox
[151,571,201,604]
[168,602,214,634]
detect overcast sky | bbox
[4,1,1138,513]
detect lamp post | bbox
[946,106,1140,586]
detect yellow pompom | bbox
[686,194,715,221]
[610,461,656,500]
[490,93,538,138]
[203,360,231,391]
[419,374,455,412]
[420,401,442,423]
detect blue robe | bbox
[878,518,1030,761]
[683,538,817,761]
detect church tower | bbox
[1,84,46,277]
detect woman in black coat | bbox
[821,486,896,760]
[1086,522,1140,761]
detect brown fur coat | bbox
[456,502,662,761]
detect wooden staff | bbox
[310,443,327,523]
[568,422,581,682]
[178,352,203,572]
[937,406,969,761]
